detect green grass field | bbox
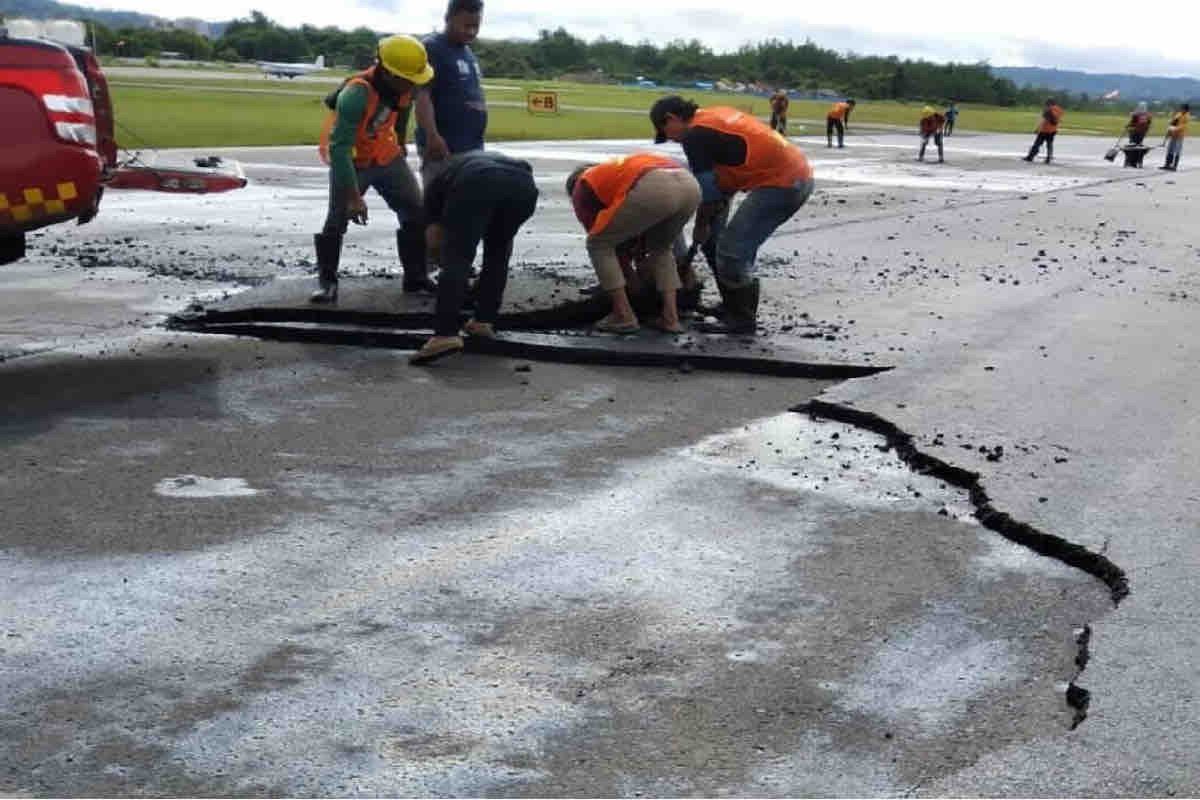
[107,73,1139,149]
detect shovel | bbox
[1104,133,1125,162]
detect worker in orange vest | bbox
[650,96,815,334]
[918,105,946,163]
[826,99,855,148]
[313,35,435,303]
[1161,103,1189,171]
[566,154,701,334]
[1023,98,1064,164]
[769,90,790,134]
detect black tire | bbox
[0,233,26,265]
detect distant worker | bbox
[826,98,855,148]
[1161,102,1190,171]
[1126,101,1152,145]
[918,105,945,163]
[769,90,790,135]
[416,0,487,188]
[650,96,815,334]
[410,151,538,364]
[566,154,701,334]
[944,102,959,136]
[1023,98,1064,164]
[313,35,436,303]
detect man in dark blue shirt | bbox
[415,0,488,187]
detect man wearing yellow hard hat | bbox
[918,105,946,163]
[312,34,436,303]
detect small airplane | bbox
[258,55,325,78]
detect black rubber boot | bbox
[398,227,436,294]
[695,279,759,335]
[310,232,341,303]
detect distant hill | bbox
[992,66,1200,102]
[0,0,160,29]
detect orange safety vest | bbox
[692,106,813,193]
[318,68,412,167]
[580,153,681,235]
[1038,104,1064,135]
[827,102,851,121]
[1168,111,1190,139]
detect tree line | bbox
[83,10,1118,108]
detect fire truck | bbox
[0,19,246,265]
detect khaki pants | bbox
[586,169,701,293]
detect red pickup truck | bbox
[0,24,117,264]
[0,22,246,265]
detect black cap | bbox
[650,95,694,143]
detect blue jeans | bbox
[702,179,814,285]
[1166,137,1184,165]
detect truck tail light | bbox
[42,94,94,115]
[53,120,97,145]
[2,65,99,149]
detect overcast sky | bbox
[83,0,1200,76]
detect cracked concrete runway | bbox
[1,132,1197,796]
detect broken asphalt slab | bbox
[167,274,884,379]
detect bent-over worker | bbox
[918,105,945,163]
[567,153,702,334]
[826,99,855,148]
[411,151,538,364]
[651,96,815,335]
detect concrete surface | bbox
[1,131,1196,796]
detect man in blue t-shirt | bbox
[415,0,488,187]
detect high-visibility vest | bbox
[579,153,682,235]
[692,106,813,193]
[1168,111,1190,139]
[318,68,412,167]
[1038,105,1064,135]
[827,102,851,120]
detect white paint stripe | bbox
[154,475,261,498]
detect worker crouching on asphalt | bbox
[411,152,539,364]
[918,105,946,163]
[1024,98,1063,164]
[1161,103,1190,171]
[826,99,855,148]
[313,35,436,304]
[651,96,815,335]
[566,154,701,334]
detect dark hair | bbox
[565,164,591,196]
[1182,103,1191,112]
[446,0,482,16]
[649,95,699,142]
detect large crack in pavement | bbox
[166,296,1127,734]
[794,398,1129,730]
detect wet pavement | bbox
[2,132,1197,796]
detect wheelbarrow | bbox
[1119,144,1153,168]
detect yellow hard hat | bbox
[922,105,935,116]
[377,34,434,85]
